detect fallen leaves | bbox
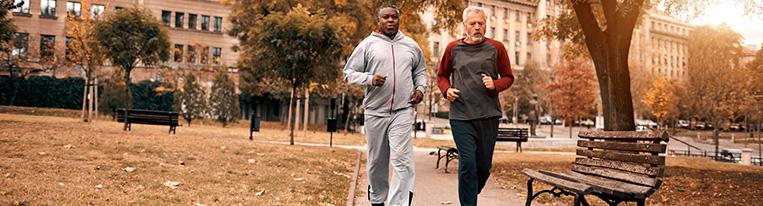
[123,167,136,173]
[164,181,181,189]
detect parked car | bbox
[718,149,742,163]
[695,121,706,130]
[636,125,653,132]
[677,120,690,129]
[635,119,658,128]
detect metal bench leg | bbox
[636,199,645,206]
[436,148,442,169]
[444,153,451,173]
[525,178,534,206]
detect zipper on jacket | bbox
[389,44,396,114]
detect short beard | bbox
[466,33,484,44]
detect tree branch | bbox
[600,0,618,28]
[571,1,605,55]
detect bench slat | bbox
[523,169,591,194]
[578,140,666,153]
[577,149,665,165]
[564,171,655,199]
[578,130,669,142]
[575,158,664,176]
[571,164,660,187]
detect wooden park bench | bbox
[498,127,529,152]
[434,127,529,173]
[522,130,669,206]
[117,108,180,134]
[435,146,459,173]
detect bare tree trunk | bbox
[81,75,89,121]
[569,117,573,139]
[303,87,309,136]
[287,89,294,131]
[94,78,99,120]
[713,119,721,159]
[289,86,296,145]
[88,80,94,122]
[345,101,354,134]
[295,92,301,135]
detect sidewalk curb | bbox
[346,150,362,206]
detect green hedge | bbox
[0,76,85,109]
[0,77,174,112]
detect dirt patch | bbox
[491,154,763,206]
[0,113,357,205]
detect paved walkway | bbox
[353,150,542,206]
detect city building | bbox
[7,0,238,82]
[629,9,693,80]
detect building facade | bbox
[7,0,238,82]
[630,9,692,80]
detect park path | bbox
[352,149,543,206]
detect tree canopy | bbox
[93,7,170,107]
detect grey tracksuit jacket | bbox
[343,31,427,205]
[343,31,427,116]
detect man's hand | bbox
[409,90,424,104]
[372,75,386,86]
[481,73,495,90]
[446,88,460,102]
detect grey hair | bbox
[462,6,486,22]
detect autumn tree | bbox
[641,76,679,128]
[210,68,240,127]
[66,0,104,122]
[537,0,763,131]
[546,58,597,138]
[174,71,208,126]
[93,7,170,108]
[686,24,756,158]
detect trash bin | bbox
[327,118,337,132]
[415,121,426,131]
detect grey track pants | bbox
[364,107,415,206]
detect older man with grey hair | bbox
[437,6,515,206]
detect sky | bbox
[690,1,763,49]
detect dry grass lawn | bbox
[0,112,357,205]
[491,153,763,206]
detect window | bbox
[200,47,209,64]
[201,15,210,31]
[91,4,105,18]
[12,33,29,57]
[504,8,508,20]
[174,44,184,62]
[66,1,81,17]
[213,16,222,32]
[12,0,30,14]
[175,12,184,28]
[162,11,171,26]
[41,0,57,16]
[212,47,222,64]
[490,27,495,38]
[188,14,197,30]
[478,3,482,7]
[491,5,495,17]
[514,51,520,64]
[40,35,56,58]
[503,29,508,41]
[187,45,196,63]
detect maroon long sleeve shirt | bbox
[437,38,514,120]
